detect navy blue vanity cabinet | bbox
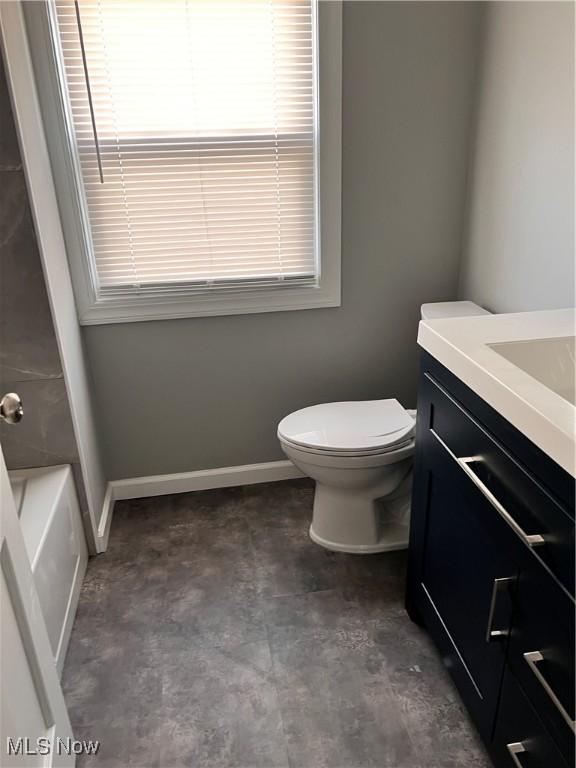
[505,559,575,762]
[493,669,570,768]
[406,352,575,768]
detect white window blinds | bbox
[52,0,318,298]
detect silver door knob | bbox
[0,393,24,424]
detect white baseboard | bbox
[96,460,304,550]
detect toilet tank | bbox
[420,300,490,321]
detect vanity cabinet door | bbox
[407,426,519,740]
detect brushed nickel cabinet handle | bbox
[456,456,545,548]
[485,577,514,643]
[524,651,576,733]
[430,430,546,548]
[506,742,526,767]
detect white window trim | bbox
[23,1,342,325]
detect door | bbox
[0,444,74,767]
[415,433,519,736]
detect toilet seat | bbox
[279,434,414,459]
[281,436,415,470]
[277,399,415,455]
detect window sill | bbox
[78,281,341,325]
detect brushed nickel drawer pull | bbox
[457,456,545,548]
[524,651,576,733]
[429,431,546,548]
[485,577,514,643]
[506,742,526,767]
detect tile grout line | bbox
[264,620,293,768]
[244,491,293,768]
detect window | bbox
[37,0,341,323]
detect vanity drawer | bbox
[493,668,569,768]
[507,560,575,763]
[423,373,575,593]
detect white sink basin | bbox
[488,336,576,405]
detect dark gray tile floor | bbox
[63,479,491,768]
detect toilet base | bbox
[308,474,412,554]
[309,521,409,554]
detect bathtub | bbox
[9,465,87,676]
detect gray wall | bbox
[459,1,575,312]
[0,57,87,508]
[84,1,483,480]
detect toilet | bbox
[277,301,490,554]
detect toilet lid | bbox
[277,399,415,453]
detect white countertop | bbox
[418,308,576,477]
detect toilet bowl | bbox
[277,300,490,554]
[278,400,416,553]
